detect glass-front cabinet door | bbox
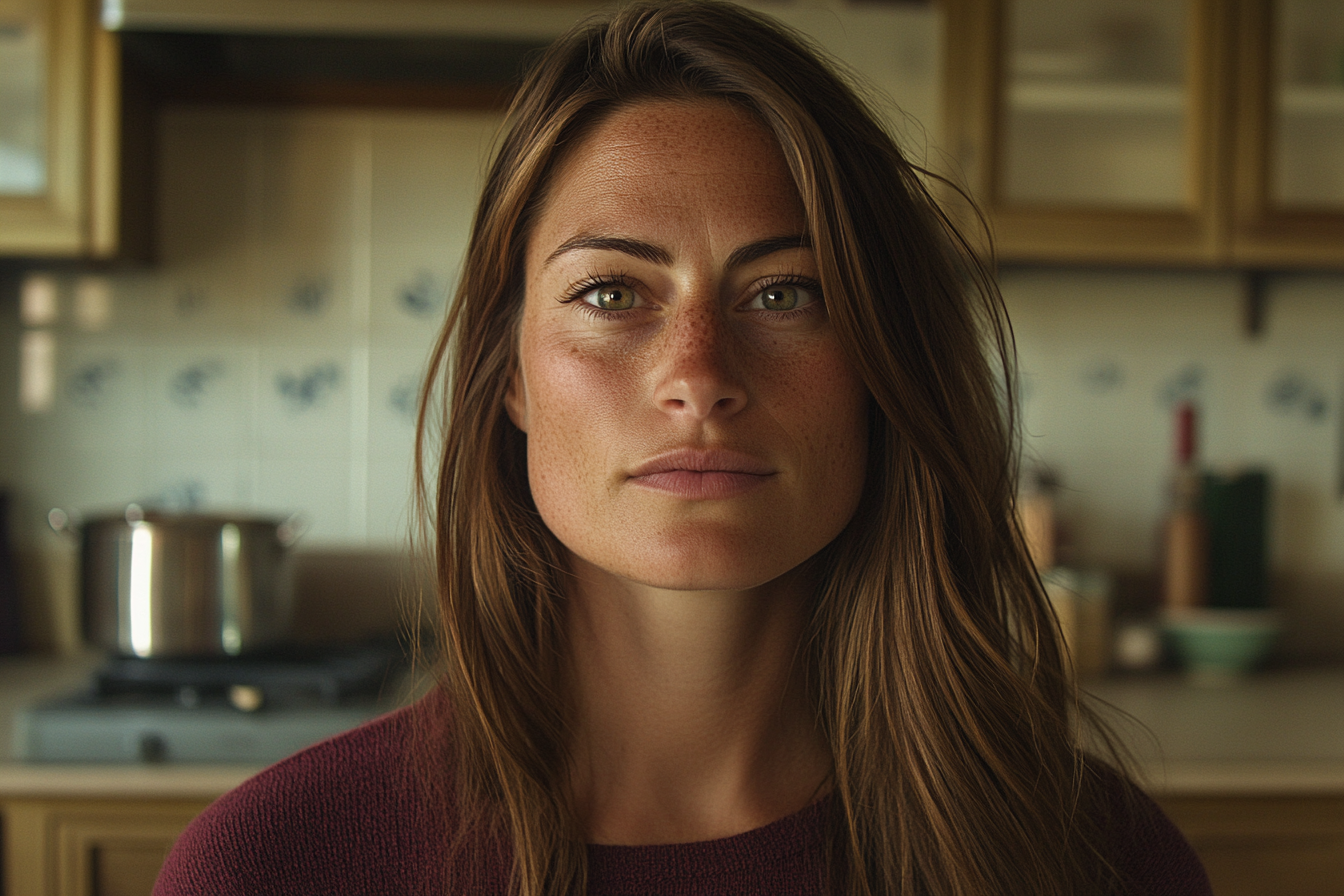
[0,0,47,196]
[1232,0,1344,266]
[1001,0,1191,210]
[943,0,1230,265]
[0,0,118,256]
[944,0,1344,268]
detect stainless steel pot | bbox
[52,506,305,658]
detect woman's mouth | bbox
[627,450,775,499]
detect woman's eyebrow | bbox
[544,235,670,268]
[725,235,812,270]
[543,234,812,270]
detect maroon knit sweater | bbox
[154,697,1211,895]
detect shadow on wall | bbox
[289,547,435,646]
[1274,570,1344,662]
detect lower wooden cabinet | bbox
[1,797,212,896]
[1158,794,1344,896]
[3,792,1341,895]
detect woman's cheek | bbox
[520,335,633,528]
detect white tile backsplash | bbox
[3,106,503,551]
[1005,268,1344,659]
[366,458,418,546]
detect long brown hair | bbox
[415,2,1122,893]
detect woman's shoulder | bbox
[1086,760,1214,896]
[153,693,453,896]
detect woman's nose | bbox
[652,305,748,419]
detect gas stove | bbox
[14,642,410,764]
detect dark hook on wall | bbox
[1242,269,1271,338]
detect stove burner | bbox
[93,642,400,708]
[14,642,412,763]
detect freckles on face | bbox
[508,99,869,592]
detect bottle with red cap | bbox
[1162,401,1207,610]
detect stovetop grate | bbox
[14,642,412,763]
[93,641,401,706]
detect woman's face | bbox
[507,99,868,592]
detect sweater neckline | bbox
[585,794,830,857]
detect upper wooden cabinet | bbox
[942,0,1344,268]
[0,0,123,258]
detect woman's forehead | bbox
[527,99,806,257]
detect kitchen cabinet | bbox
[1157,794,1344,896]
[7,794,1339,896]
[942,0,1344,267]
[2,794,1339,896]
[1,795,211,896]
[0,0,131,258]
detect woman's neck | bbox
[563,556,832,845]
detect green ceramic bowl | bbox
[1162,609,1280,685]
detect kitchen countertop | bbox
[1084,667,1344,794]
[2,654,1342,799]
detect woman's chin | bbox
[569,546,809,596]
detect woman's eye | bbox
[752,284,813,312]
[584,284,640,311]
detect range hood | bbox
[102,0,598,39]
[101,1,602,106]
[81,0,931,261]
[90,1,599,262]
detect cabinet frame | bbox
[1157,793,1344,896]
[3,795,212,896]
[942,0,1344,268]
[0,0,121,258]
[1229,0,1344,266]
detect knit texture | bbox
[154,696,1211,895]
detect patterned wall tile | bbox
[256,343,352,465]
[366,458,418,545]
[254,456,354,544]
[147,341,258,460]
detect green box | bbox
[1200,470,1270,609]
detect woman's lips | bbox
[627,450,774,499]
[631,470,771,499]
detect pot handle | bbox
[47,507,81,535]
[277,513,309,548]
[49,504,141,533]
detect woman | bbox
[156,3,1211,895]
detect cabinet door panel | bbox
[0,0,48,196]
[0,0,88,254]
[0,0,124,257]
[1001,0,1190,208]
[1232,0,1344,265]
[943,0,1233,264]
[1159,795,1344,896]
[1188,836,1344,896]
[1271,0,1344,207]
[3,797,212,896]
[56,807,203,896]
[92,841,178,896]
